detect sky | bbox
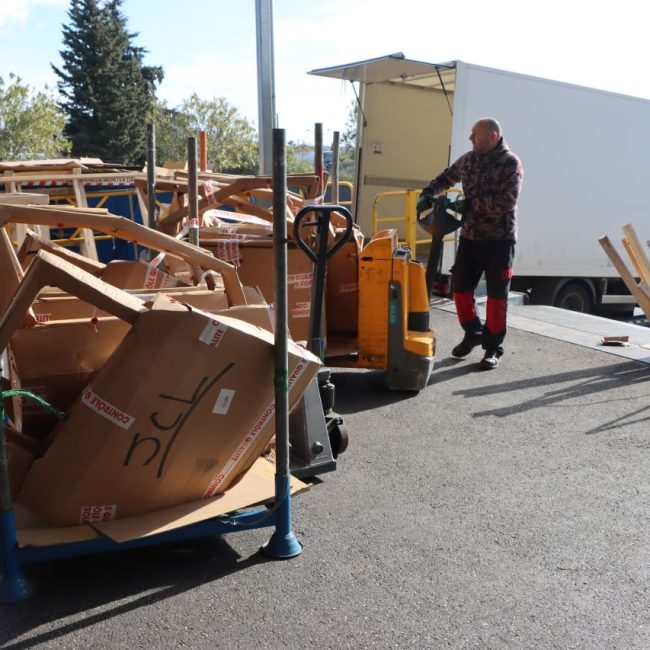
[2,0,650,146]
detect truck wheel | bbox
[554,282,592,313]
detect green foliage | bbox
[52,0,163,165]
[154,94,258,175]
[339,100,358,182]
[0,74,70,160]
[286,144,314,174]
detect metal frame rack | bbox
[0,128,302,603]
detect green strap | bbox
[1,389,68,422]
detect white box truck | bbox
[310,54,650,314]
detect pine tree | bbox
[52,0,163,164]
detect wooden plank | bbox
[0,205,246,306]
[599,235,650,319]
[621,223,650,284]
[71,169,99,260]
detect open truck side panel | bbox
[310,56,650,312]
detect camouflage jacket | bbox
[425,137,524,241]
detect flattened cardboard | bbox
[0,205,247,306]
[101,260,185,290]
[18,309,319,525]
[93,457,308,542]
[17,228,106,276]
[15,457,308,547]
[7,441,34,495]
[206,241,314,342]
[0,251,146,361]
[325,227,364,335]
[0,226,36,326]
[11,318,130,437]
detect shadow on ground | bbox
[0,536,270,649]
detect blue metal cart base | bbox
[0,475,301,603]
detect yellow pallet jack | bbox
[294,206,436,393]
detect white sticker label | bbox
[35,313,52,323]
[199,319,229,348]
[212,388,236,415]
[81,389,135,429]
[79,504,117,524]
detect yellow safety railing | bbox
[325,180,354,210]
[372,188,463,251]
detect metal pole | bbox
[255,0,276,176]
[146,124,157,232]
[261,128,302,559]
[331,130,340,205]
[314,123,324,195]
[187,137,200,248]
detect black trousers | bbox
[451,237,515,350]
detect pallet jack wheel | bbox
[328,418,349,458]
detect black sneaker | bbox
[451,331,483,358]
[479,348,504,370]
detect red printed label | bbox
[288,273,313,289]
[339,282,358,294]
[199,319,229,348]
[35,313,52,323]
[81,389,135,429]
[214,240,241,265]
[144,264,160,289]
[79,504,117,524]
[291,301,311,318]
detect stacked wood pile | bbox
[599,224,650,320]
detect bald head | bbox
[470,117,502,153]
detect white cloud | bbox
[0,0,66,28]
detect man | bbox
[419,117,524,369]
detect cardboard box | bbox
[2,251,319,525]
[10,318,131,438]
[205,240,314,342]
[325,227,364,335]
[18,308,318,525]
[101,259,187,290]
[15,456,308,546]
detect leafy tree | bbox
[0,74,70,160]
[339,100,358,181]
[155,94,258,175]
[286,142,314,174]
[52,0,163,164]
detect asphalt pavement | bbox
[1,306,649,649]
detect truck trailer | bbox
[309,54,650,314]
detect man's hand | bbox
[417,189,434,212]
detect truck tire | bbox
[554,282,593,313]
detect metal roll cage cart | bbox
[0,128,302,603]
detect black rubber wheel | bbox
[329,422,349,458]
[554,282,593,313]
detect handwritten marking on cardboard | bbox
[123,364,235,479]
[82,389,135,429]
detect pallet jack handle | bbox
[293,205,353,359]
